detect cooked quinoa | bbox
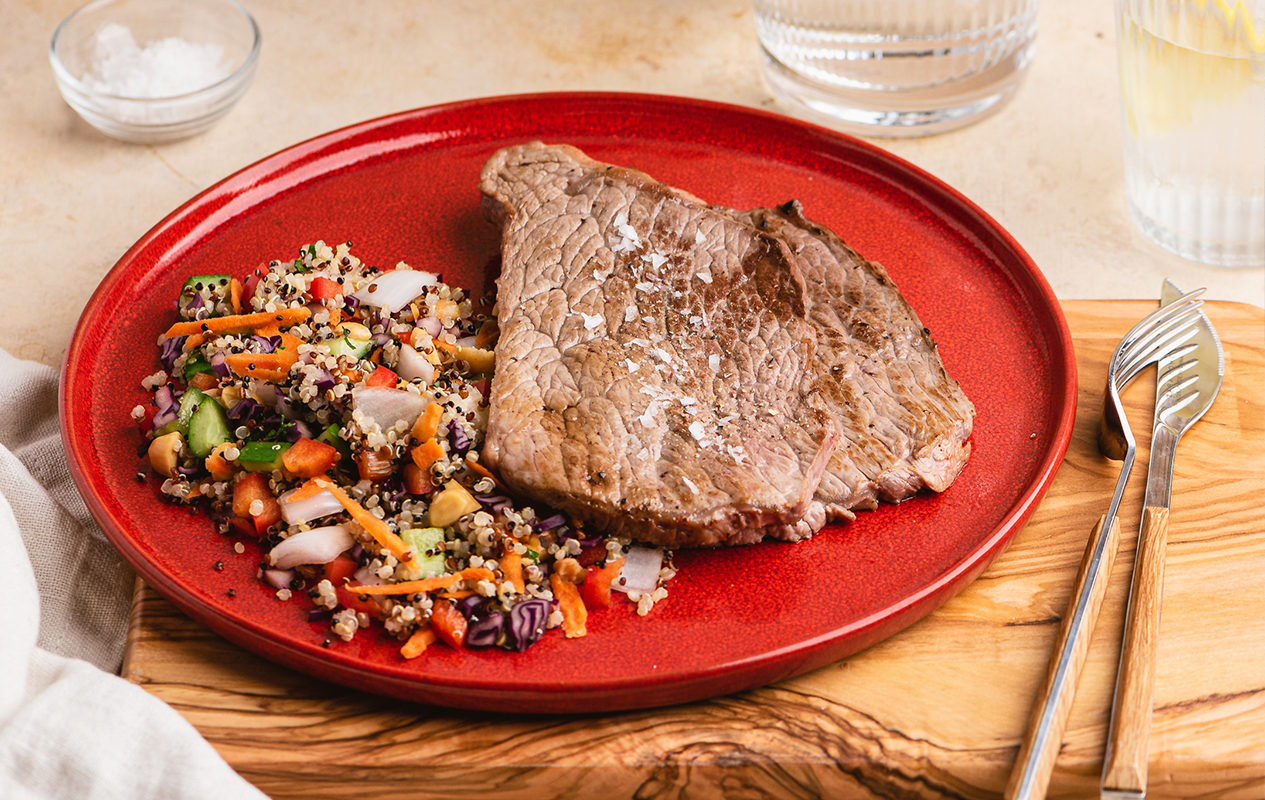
[137,240,672,658]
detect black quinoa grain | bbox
[214,560,224,571]
[227,589,236,597]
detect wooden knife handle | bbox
[1102,505,1170,797]
[1005,513,1122,800]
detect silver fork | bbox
[1004,289,1206,800]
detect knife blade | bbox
[1100,280,1225,799]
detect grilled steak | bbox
[479,142,839,547]
[478,142,973,548]
[734,203,975,522]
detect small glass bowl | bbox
[50,0,260,144]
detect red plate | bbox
[61,93,1076,712]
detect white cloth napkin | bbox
[0,349,267,800]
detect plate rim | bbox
[60,90,1078,711]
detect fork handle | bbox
[1101,505,1170,797]
[1005,513,1122,800]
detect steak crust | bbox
[478,142,973,548]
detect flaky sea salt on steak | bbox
[479,142,839,547]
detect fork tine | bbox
[1115,300,1202,366]
[1113,289,1205,359]
[1118,322,1200,384]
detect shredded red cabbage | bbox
[159,336,187,372]
[506,599,550,652]
[535,513,566,532]
[465,613,505,648]
[208,350,231,378]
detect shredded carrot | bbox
[411,439,445,473]
[550,574,587,639]
[285,480,330,503]
[432,338,456,356]
[436,589,476,600]
[229,278,243,315]
[400,626,438,660]
[182,332,207,352]
[464,455,504,490]
[500,550,525,593]
[163,306,311,339]
[347,567,494,596]
[307,477,421,570]
[411,402,443,442]
[224,352,296,382]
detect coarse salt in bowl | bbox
[50,0,260,143]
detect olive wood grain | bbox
[1101,505,1171,798]
[120,301,1265,799]
[1005,514,1121,800]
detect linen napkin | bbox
[0,349,267,800]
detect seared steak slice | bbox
[479,142,839,547]
[735,203,975,521]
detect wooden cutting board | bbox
[121,300,1265,800]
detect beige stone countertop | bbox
[2,0,1262,369]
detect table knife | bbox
[1100,280,1225,799]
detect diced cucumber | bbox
[316,423,351,459]
[187,395,231,458]
[400,527,447,579]
[156,387,210,438]
[238,441,292,473]
[182,351,214,381]
[327,332,372,360]
[178,274,232,320]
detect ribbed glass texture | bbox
[754,0,1039,91]
[1115,0,1265,267]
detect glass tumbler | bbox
[754,0,1039,136]
[1115,0,1265,268]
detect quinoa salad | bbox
[134,240,674,658]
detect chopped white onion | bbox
[351,269,438,313]
[396,344,435,385]
[268,525,354,569]
[614,546,663,594]
[352,385,427,430]
[264,568,295,590]
[278,486,344,525]
[417,316,443,338]
[353,564,385,587]
[455,335,478,348]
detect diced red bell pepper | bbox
[243,262,266,299]
[581,557,625,610]
[402,462,435,495]
[429,598,467,649]
[322,556,380,616]
[281,436,340,478]
[364,364,398,388]
[309,275,341,302]
[232,471,282,536]
[356,447,394,483]
[227,516,258,539]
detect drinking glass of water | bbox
[1115,0,1265,268]
[754,0,1040,136]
